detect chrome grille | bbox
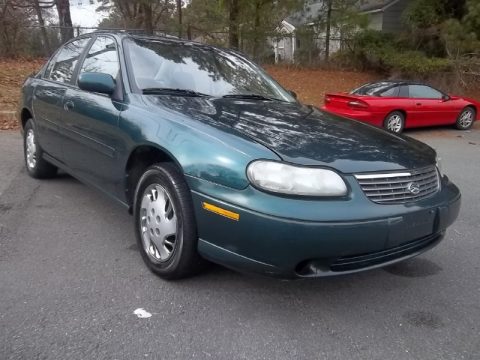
[355,166,440,204]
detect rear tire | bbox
[133,163,205,280]
[456,107,476,130]
[384,111,405,134]
[23,119,57,179]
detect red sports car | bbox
[322,81,479,133]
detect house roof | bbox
[357,0,401,13]
[283,0,404,28]
[284,1,327,28]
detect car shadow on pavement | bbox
[405,121,479,139]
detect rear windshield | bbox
[351,82,396,96]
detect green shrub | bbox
[336,30,452,77]
[384,51,452,77]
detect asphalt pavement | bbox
[0,125,479,360]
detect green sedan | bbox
[19,31,461,279]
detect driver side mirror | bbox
[78,72,116,95]
[289,90,298,99]
[442,94,450,102]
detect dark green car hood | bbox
[144,96,436,174]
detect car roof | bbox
[85,30,235,54]
[366,80,430,87]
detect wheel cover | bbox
[139,184,179,263]
[459,110,474,128]
[387,115,403,133]
[25,129,37,170]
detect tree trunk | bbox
[142,2,153,34]
[228,0,239,49]
[55,0,73,42]
[252,0,261,59]
[176,0,182,38]
[32,0,50,55]
[325,0,332,61]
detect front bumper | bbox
[188,176,461,278]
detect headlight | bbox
[247,160,347,196]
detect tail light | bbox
[348,100,369,109]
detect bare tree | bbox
[325,0,332,61]
[98,0,176,32]
[55,0,73,41]
[228,0,239,49]
[11,0,73,43]
[176,0,182,38]
[141,0,154,34]
[32,0,51,53]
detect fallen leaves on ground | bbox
[0,59,479,131]
[0,58,45,130]
[264,65,381,107]
[265,65,480,108]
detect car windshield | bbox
[124,38,295,102]
[351,82,395,96]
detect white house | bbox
[273,0,412,63]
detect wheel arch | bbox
[20,108,33,130]
[124,144,183,211]
[465,104,477,115]
[385,109,407,126]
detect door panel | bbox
[62,89,122,193]
[410,99,455,126]
[407,85,452,127]
[32,81,66,159]
[32,37,91,161]
[61,36,123,196]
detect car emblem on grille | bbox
[407,182,421,195]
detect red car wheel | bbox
[384,111,405,134]
[456,107,476,130]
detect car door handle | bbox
[416,103,422,106]
[43,90,56,97]
[64,101,74,111]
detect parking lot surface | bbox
[0,126,479,360]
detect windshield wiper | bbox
[222,94,281,101]
[142,88,209,97]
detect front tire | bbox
[133,163,205,280]
[384,111,405,134]
[23,119,57,179]
[456,107,476,130]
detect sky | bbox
[68,0,190,28]
[69,0,108,28]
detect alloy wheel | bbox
[387,115,403,133]
[459,109,474,129]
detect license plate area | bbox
[387,209,437,247]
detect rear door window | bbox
[398,85,409,97]
[47,38,90,84]
[379,86,399,97]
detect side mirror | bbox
[78,72,116,95]
[289,90,298,99]
[442,95,450,102]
